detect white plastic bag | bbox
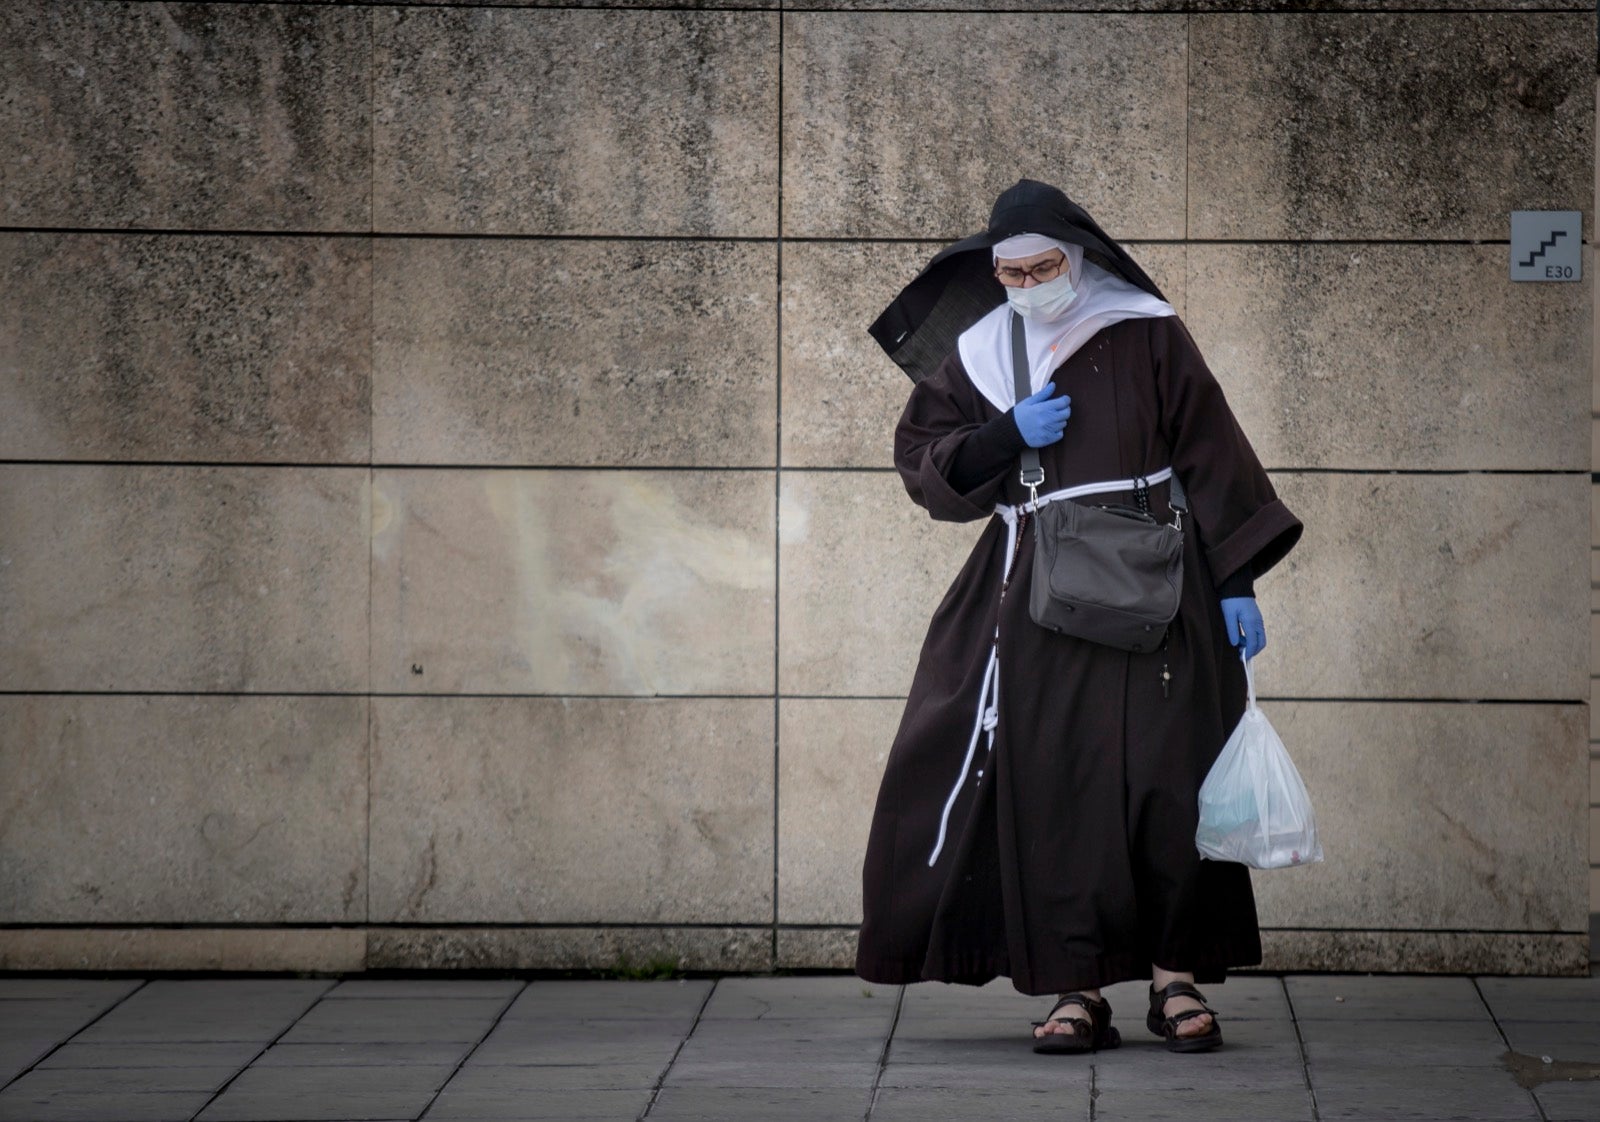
[1195,651,1323,868]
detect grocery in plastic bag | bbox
[1195,651,1324,869]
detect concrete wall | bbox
[0,0,1592,975]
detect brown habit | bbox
[854,310,1302,995]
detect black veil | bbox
[867,178,1171,383]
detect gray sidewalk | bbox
[1,973,1598,1121]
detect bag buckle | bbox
[1020,465,1044,509]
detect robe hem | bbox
[855,947,1262,997]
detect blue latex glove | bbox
[1221,597,1266,660]
[1012,382,1072,448]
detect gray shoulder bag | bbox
[1012,310,1186,653]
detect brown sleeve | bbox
[893,351,1014,523]
[1149,314,1303,583]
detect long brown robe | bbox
[855,311,1303,995]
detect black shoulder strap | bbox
[1010,311,1043,491]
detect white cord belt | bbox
[994,465,1174,526]
[925,465,1176,866]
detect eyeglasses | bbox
[994,252,1066,288]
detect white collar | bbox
[955,259,1176,413]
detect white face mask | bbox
[1005,270,1078,322]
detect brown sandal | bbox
[1030,991,1121,1055]
[1146,980,1223,1052]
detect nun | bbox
[855,179,1303,1054]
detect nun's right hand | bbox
[1012,382,1072,448]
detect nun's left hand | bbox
[1220,597,1266,660]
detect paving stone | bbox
[1534,1079,1600,1122]
[435,1061,665,1092]
[1296,1018,1508,1053]
[280,996,509,1029]
[323,979,526,1001]
[661,1059,880,1089]
[501,980,712,1022]
[1497,1020,1600,1062]
[0,1090,212,1122]
[38,1041,264,1070]
[646,1085,871,1122]
[421,1086,655,1120]
[1302,1034,1511,1068]
[1092,1047,1309,1090]
[1101,976,1292,1022]
[2,1065,240,1095]
[1476,976,1600,1022]
[0,980,141,1002]
[872,1087,1094,1121]
[102,980,331,1006]
[896,977,1045,1015]
[251,1041,476,1068]
[879,1060,1095,1090]
[465,1040,678,1069]
[673,1018,884,1062]
[71,980,330,1045]
[195,1086,437,1122]
[274,1003,502,1046]
[1286,976,1490,1020]
[1091,1087,1315,1121]
[0,1001,126,1043]
[1310,1067,1541,1121]
[699,975,895,1022]
[212,1062,455,1099]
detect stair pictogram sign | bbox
[1510,211,1582,282]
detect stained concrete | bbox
[0,465,369,693]
[778,471,980,696]
[777,699,899,925]
[373,239,775,467]
[367,697,772,924]
[1263,471,1589,700]
[369,468,775,695]
[0,233,371,463]
[0,696,368,925]
[1188,243,1593,470]
[1252,703,1589,933]
[781,12,1187,239]
[1189,13,1593,239]
[0,3,370,230]
[365,928,773,974]
[372,9,778,236]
